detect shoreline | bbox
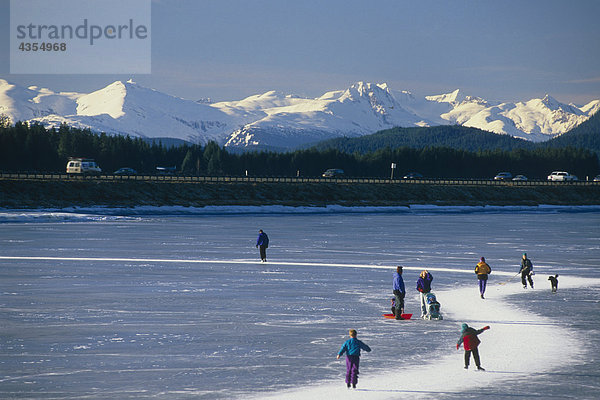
[1,179,600,209]
[1,204,600,220]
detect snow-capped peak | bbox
[541,94,561,110]
[1,78,598,149]
[426,89,464,104]
[77,81,128,118]
[340,81,392,100]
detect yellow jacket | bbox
[475,261,491,275]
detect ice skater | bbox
[256,229,269,262]
[475,257,492,299]
[456,323,490,370]
[337,329,371,389]
[548,274,559,293]
[416,269,433,318]
[519,253,534,289]
[392,266,406,320]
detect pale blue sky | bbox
[1,0,599,104]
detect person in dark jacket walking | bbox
[475,257,492,299]
[416,269,433,318]
[456,323,490,370]
[337,329,371,389]
[519,253,534,289]
[256,230,269,262]
[392,266,406,320]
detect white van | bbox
[66,158,102,175]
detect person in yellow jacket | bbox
[475,257,492,299]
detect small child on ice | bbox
[456,323,490,370]
[337,329,371,389]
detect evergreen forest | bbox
[1,120,599,180]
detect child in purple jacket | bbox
[337,329,371,389]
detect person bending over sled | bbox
[457,323,490,371]
[337,329,371,389]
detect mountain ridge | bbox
[0,78,598,150]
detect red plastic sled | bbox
[383,313,413,320]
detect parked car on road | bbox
[594,175,600,182]
[403,172,423,179]
[494,172,512,181]
[114,167,137,175]
[321,168,344,178]
[547,171,577,181]
[156,166,177,175]
[512,175,528,181]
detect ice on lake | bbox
[1,206,599,399]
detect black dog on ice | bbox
[548,274,559,293]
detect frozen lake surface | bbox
[1,206,599,399]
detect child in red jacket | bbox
[457,323,490,370]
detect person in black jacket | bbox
[519,253,534,289]
[256,230,269,262]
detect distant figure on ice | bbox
[337,329,371,389]
[416,269,433,318]
[519,253,534,289]
[548,274,559,293]
[256,229,269,262]
[456,323,490,371]
[475,257,492,299]
[392,266,406,320]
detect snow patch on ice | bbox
[249,276,599,399]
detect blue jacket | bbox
[416,273,433,293]
[393,272,405,293]
[338,337,371,357]
[256,232,269,247]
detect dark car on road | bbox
[114,167,137,175]
[403,172,423,179]
[512,175,528,181]
[322,168,344,178]
[494,172,512,181]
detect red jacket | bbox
[457,326,489,350]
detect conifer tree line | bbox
[1,121,598,179]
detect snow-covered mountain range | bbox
[1,78,598,150]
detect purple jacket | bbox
[416,273,433,293]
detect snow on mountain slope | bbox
[76,81,128,118]
[0,79,81,122]
[425,90,597,142]
[225,82,432,148]
[1,78,598,149]
[50,80,249,144]
[580,99,600,115]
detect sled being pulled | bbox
[424,292,443,320]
